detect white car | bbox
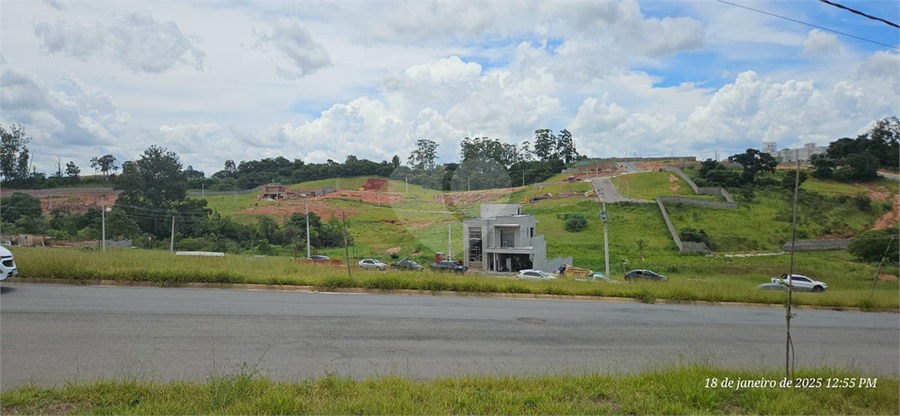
[517,269,557,280]
[0,246,18,281]
[358,258,387,270]
[771,274,827,292]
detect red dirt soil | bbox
[872,194,899,230]
[40,193,118,213]
[320,190,404,205]
[237,200,357,220]
[362,178,388,192]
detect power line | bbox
[716,0,899,50]
[818,0,899,29]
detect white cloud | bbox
[254,19,332,79]
[2,0,897,175]
[33,12,205,73]
[803,29,840,57]
[42,0,67,11]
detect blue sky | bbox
[1,0,897,175]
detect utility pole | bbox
[101,197,106,251]
[599,202,610,278]
[170,214,176,253]
[405,177,408,193]
[303,194,311,259]
[448,224,452,261]
[786,149,800,380]
[342,211,351,277]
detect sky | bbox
[1,0,898,177]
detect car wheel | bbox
[813,286,824,292]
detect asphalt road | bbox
[1,284,897,389]
[592,163,648,203]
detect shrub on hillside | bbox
[848,229,898,263]
[679,227,710,247]
[563,213,588,232]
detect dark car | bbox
[624,269,669,281]
[308,255,329,260]
[430,260,468,273]
[391,258,424,271]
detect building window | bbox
[468,229,482,262]
[500,229,516,247]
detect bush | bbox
[563,213,588,232]
[848,229,898,263]
[679,227,710,247]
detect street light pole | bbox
[303,194,311,259]
[599,202,610,278]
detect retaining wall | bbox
[782,239,852,252]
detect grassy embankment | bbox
[13,172,898,310]
[11,247,898,310]
[2,365,896,415]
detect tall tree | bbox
[556,129,578,163]
[730,148,777,184]
[90,154,119,179]
[65,161,81,178]
[114,146,189,237]
[0,124,31,181]
[533,129,556,161]
[408,139,439,169]
[116,146,187,208]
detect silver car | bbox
[517,269,557,280]
[358,258,387,270]
[771,274,827,292]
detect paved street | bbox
[2,284,897,388]
[592,163,648,203]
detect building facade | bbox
[463,204,571,273]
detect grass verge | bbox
[2,365,896,415]
[9,247,899,311]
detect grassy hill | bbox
[199,172,897,274]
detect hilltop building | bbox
[762,142,826,162]
[463,204,570,273]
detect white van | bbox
[0,246,17,281]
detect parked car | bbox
[624,269,669,281]
[308,255,329,260]
[771,274,827,292]
[391,258,424,271]
[0,246,17,281]
[517,269,556,280]
[592,273,620,283]
[358,258,387,270]
[756,282,786,291]
[430,260,468,273]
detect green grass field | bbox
[2,365,896,415]
[610,171,716,201]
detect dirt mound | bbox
[41,193,118,214]
[237,201,357,220]
[872,194,899,230]
[563,163,619,180]
[878,274,899,281]
[433,188,516,206]
[320,190,404,204]
[362,178,388,192]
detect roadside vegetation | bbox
[2,365,896,415]
[11,248,898,311]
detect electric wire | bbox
[818,0,899,29]
[716,0,899,50]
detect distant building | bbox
[463,204,571,273]
[762,142,826,163]
[260,184,288,200]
